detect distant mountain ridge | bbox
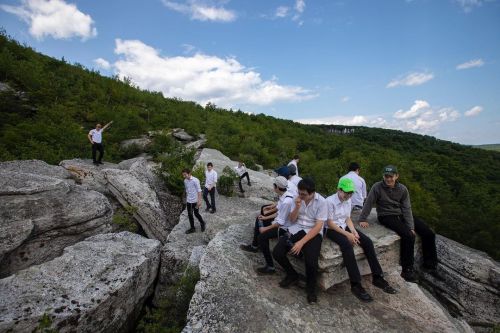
[474,144,500,152]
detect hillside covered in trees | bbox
[1,31,499,260]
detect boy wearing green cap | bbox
[325,178,397,302]
[358,165,438,282]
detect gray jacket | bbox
[358,181,414,230]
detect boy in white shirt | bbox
[235,161,251,193]
[182,168,206,234]
[87,121,113,165]
[203,162,218,213]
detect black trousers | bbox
[258,227,287,267]
[325,227,383,285]
[186,202,205,228]
[238,172,251,192]
[92,143,104,163]
[251,204,275,247]
[273,230,323,295]
[378,215,437,269]
[203,187,216,211]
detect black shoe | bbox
[205,208,210,212]
[185,228,196,234]
[200,223,206,232]
[401,267,418,283]
[372,277,398,294]
[351,284,373,302]
[240,244,258,253]
[257,265,276,275]
[210,209,215,214]
[421,266,444,281]
[307,293,317,304]
[279,274,299,288]
[97,161,103,165]
[248,183,252,186]
[93,162,98,166]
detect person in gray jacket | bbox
[358,165,437,282]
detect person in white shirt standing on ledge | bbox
[340,162,367,222]
[182,168,206,234]
[235,161,251,193]
[87,121,113,166]
[203,162,218,214]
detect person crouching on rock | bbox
[182,168,206,234]
[272,177,325,304]
[325,178,397,302]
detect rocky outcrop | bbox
[172,128,194,141]
[197,148,275,199]
[59,158,120,194]
[0,160,74,183]
[120,136,152,151]
[184,223,473,333]
[420,236,500,331]
[0,232,161,333]
[0,170,112,277]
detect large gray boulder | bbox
[120,136,152,151]
[0,160,74,182]
[0,170,112,277]
[172,128,194,141]
[0,232,161,333]
[420,235,500,331]
[197,148,275,200]
[184,223,472,333]
[59,158,120,194]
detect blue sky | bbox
[1,0,499,144]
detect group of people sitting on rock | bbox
[239,161,438,305]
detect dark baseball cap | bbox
[383,165,398,175]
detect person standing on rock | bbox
[241,176,295,274]
[235,161,251,193]
[182,168,206,234]
[358,165,438,282]
[273,177,325,304]
[340,162,367,223]
[325,178,397,302]
[288,154,300,177]
[87,121,113,166]
[203,162,218,213]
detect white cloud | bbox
[111,39,315,108]
[162,0,236,22]
[0,0,97,40]
[94,58,110,70]
[456,58,484,70]
[341,96,350,103]
[393,100,430,119]
[275,6,289,18]
[297,115,387,127]
[295,0,306,13]
[464,106,483,116]
[455,0,483,12]
[274,0,305,24]
[386,72,434,88]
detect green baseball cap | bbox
[338,178,356,193]
[383,165,398,175]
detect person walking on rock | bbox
[358,165,438,282]
[182,168,206,234]
[235,161,251,193]
[325,178,397,302]
[203,162,217,213]
[87,121,113,165]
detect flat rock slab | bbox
[0,232,161,333]
[184,224,472,333]
[59,159,119,194]
[0,160,73,182]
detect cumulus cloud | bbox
[341,96,350,103]
[94,58,111,70]
[111,39,315,107]
[162,0,236,22]
[393,100,430,119]
[386,72,434,88]
[456,58,484,70]
[273,0,305,24]
[0,0,97,40]
[275,6,289,18]
[454,0,484,12]
[464,106,483,117]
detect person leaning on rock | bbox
[358,165,438,282]
[182,168,206,234]
[325,178,397,302]
[272,177,325,304]
[87,121,113,166]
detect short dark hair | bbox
[293,154,300,160]
[181,168,191,174]
[297,177,315,194]
[207,162,213,167]
[348,162,360,172]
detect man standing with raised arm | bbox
[87,121,113,165]
[358,165,437,282]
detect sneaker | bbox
[279,274,299,288]
[257,265,276,275]
[372,277,398,294]
[205,208,210,212]
[200,222,206,232]
[307,293,317,304]
[210,209,216,214]
[240,244,259,253]
[185,228,196,234]
[401,267,418,283]
[351,284,373,302]
[97,161,103,165]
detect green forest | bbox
[1,31,499,260]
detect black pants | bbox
[325,227,383,285]
[92,143,104,163]
[378,215,437,269]
[238,172,251,192]
[273,230,323,295]
[251,204,275,247]
[259,227,287,267]
[203,187,216,211]
[186,202,205,228]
